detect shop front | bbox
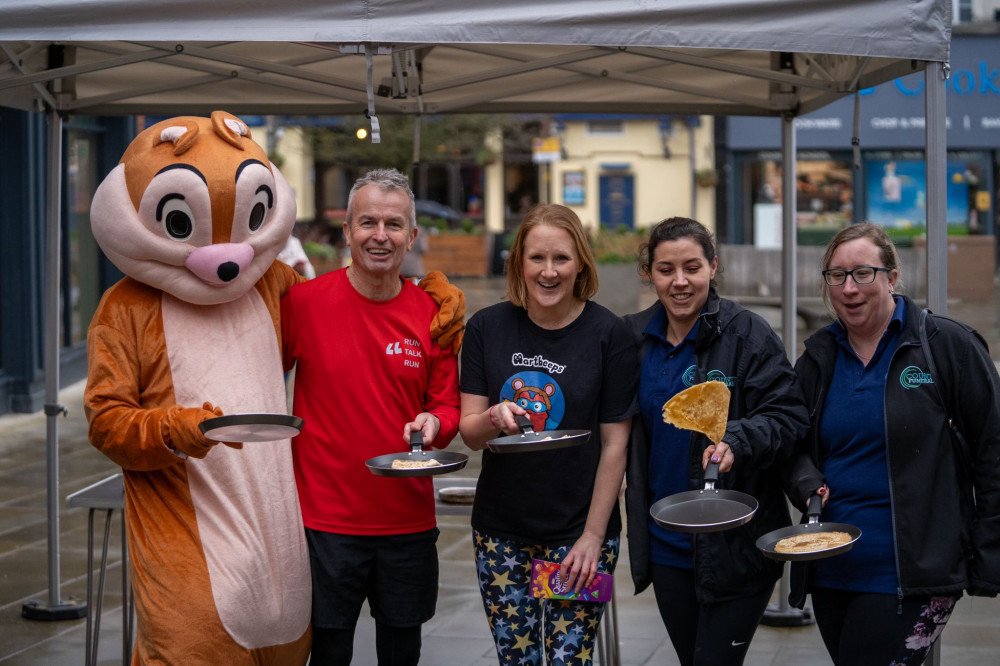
[723,33,999,257]
[0,110,131,414]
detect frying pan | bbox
[199,413,304,443]
[366,431,469,477]
[756,494,862,561]
[649,461,758,533]
[486,414,590,454]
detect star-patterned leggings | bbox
[472,529,620,666]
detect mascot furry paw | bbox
[84,111,311,664]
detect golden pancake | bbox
[662,381,731,444]
[390,458,443,469]
[774,531,853,554]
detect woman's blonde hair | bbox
[505,204,599,308]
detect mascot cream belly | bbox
[84,112,311,664]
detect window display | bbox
[864,150,991,239]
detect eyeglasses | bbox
[822,266,889,286]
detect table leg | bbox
[926,639,941,664]
[91,509,113,666]
[596,590,620,665]
[122,511,132,663]
[85,509,95,666]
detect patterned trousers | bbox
[472,528,619,666]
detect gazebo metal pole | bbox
[923,57,948,666]
[22,107,86,622]
[780,113,797,357]
[762,113,813,627]
[925,61,948,316]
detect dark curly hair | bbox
[638,216,721,289]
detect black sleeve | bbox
[779,352,826,513]
[724,315,811,469]
[941,320,1000,595]
[598,315,640,424]
[459,310,488,397]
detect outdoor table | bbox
[432,476,621,666]
[67,473,132,666]
[433,475,478,516]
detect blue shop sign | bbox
[727,35,1000,150]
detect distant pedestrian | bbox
[278,234,316,279]
[400,224,430,280]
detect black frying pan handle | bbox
[514,413,535,434]
[409,430,425,452]
[806,493,823,524]
[703,460,720,490]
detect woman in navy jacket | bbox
[785,222,1000,665]
[623,217,809,665]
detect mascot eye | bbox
[157,194,195,241]
[247,185,273,234]
[165,210,193,239]
[248,202,266,232]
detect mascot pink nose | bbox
[185,243,255,285]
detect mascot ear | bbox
[211,110,251,150]
[155,119,200,155]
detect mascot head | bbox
[91,110,296,305]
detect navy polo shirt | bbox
[813,296,905,594]
[640,306,700,568]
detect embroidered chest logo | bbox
[385,337,423,369]
[900,365,934,389]
[682,366,736,388]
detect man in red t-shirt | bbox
[281,169,460,665]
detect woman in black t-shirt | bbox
[459,204,638,666]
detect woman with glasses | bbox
[785,222,1000,665]
[622,217,810,665]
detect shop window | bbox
[586,120,625,136]
[743,152,855,247]
[64,128,102,347]
[863,150,992,244]
[956,0,972,23]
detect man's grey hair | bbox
[345,168,416,230]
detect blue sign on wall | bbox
[599,174,634,229]
[727,35,1000,150]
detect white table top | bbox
[66,473,124,510]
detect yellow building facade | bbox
[545,115,717,233]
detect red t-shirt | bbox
[281,269,460,535]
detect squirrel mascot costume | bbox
[84,111,464,664]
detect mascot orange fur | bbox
[85,111,312,664]
[84,111,464,664]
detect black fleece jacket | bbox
[786,295,1000,606]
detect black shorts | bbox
[306,527,440,630]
